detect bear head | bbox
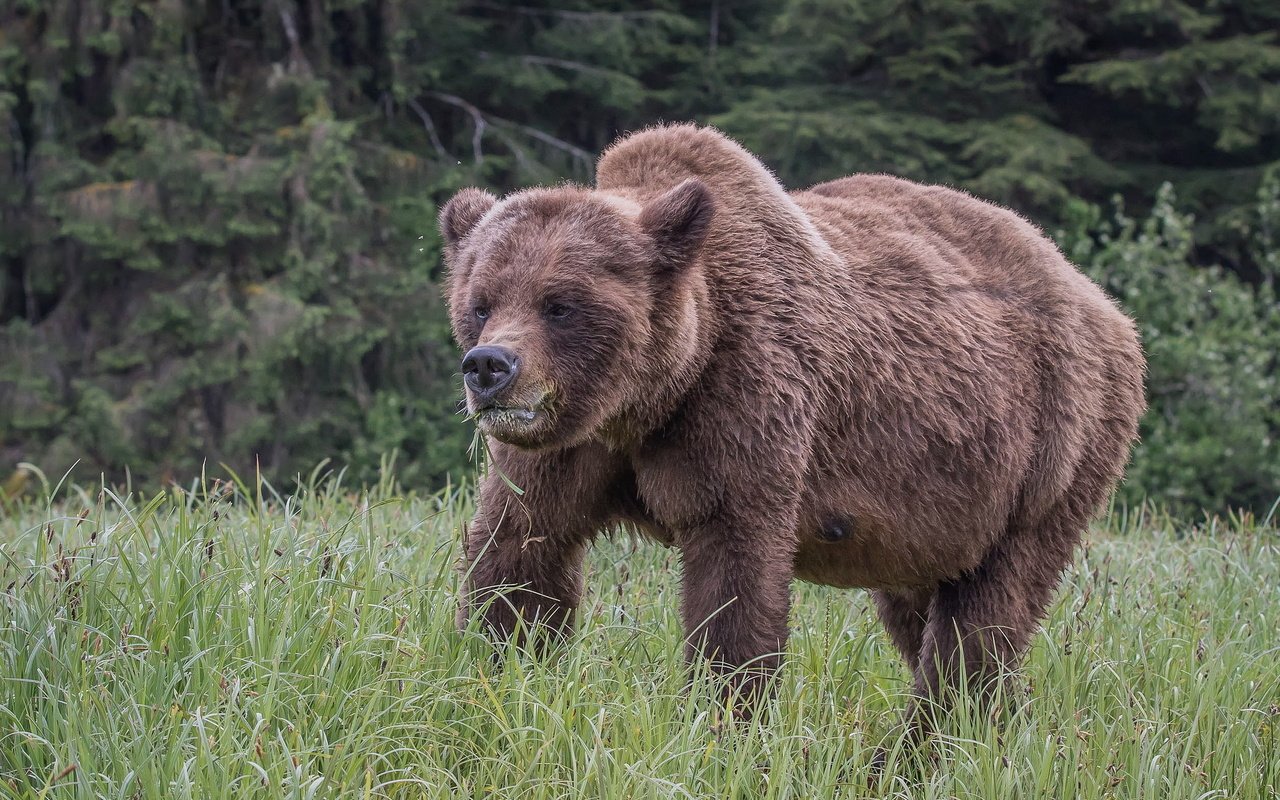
[439,179,714,449]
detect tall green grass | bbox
[0,469,1277,799]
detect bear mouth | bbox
[476,408,547,446]
[474,399,551,443]
[478,407,538,424]
[470,388,553,444]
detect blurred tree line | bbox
[1,0,1277,515]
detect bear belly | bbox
[791,508,995,590]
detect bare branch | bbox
[490,128,533,175]
[271,0,313,76]
[425,91,487,165]
[503,121,593,175]
[406,97,449,159]
[421,92,593,176]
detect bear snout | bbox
[462,345,520,404]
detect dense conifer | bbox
[1,1,1276,512]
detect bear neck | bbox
[592,124,855,448]
[592,257,715,451]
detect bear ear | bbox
[639,178,715,269]
[439,188,497,247]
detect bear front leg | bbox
[633,354,810,710]
[677,511,796,709]
[457,443,616,648]
[459,508,588,647]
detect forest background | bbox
[2,0,1278,516]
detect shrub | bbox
[1058,176,1280,516]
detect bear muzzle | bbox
[462,345,520,403]
[461,348,554,444]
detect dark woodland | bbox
[1,0,1278,514]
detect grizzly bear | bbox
[439,123,1145,728]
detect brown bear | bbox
[439,123,1145,727]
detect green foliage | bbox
[1,0,476,489]
[0,480,1277,797]
[1059,176,1280,515]
[1062,31,1280,153]
[0,0,1278,514]
[714,0,1280,251]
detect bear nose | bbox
[461,345,519,399]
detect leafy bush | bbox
[1059,175,1280,515]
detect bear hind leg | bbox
[908,508,1085,731]
[872,587,933,672]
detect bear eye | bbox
[543,302,573,321]
[473,305,490,321]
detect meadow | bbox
[0,467,1277,799]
